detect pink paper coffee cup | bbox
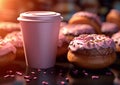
[17,11,62,69]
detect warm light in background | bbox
[0,0,34,22]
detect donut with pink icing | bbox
[60,22,67,28]
[67,34,116,69]
[57,32,71,57]
[0,39,16,66]
[60,24,96,42]
[4,31,24,60]
[101,22,119,37]
[111,31,120,52]
[68,11,102,33]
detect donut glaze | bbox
[69,34,115,52]
[111,31,120,52]
[112,31,120,44]
[61,24,95,36]
[101,22,119,33]
[0,39,16,56]
[4,31,23,47]
[70,11,102,26]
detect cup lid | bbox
[17,11,62,22]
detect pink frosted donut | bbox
[101,22,119,37]
[0,39,16,66]
[67,34,116,69]
[69,11,102,33]
[4,31,24,60]
[57,32,71,57]
[111,31,120,52]
[60,24,96,41]
[60,22,67,28]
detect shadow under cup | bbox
[17,11,62,69]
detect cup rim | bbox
[17,11,62,22]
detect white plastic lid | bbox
[17,11,62,22]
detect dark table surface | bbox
[1,54,120,85]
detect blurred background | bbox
[0,0,119,22]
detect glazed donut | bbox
[101,22,119,37]
[4,31,24,60]
[67,34,116,69]
[106,9,120,28]
[0,39,16,66]
[60,24,96,41]
[0,22,20,38]
[68,11,102,34]
[111,31,120,52]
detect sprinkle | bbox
[61,81,65,85]
[26,79,30,82]
[33,77,37,80]
[24,75,30,79]
[84,72,88,76]
[31,71,35,74]
[65,77,69,82]
[7,70,13,74]
[91,75,99,79]
[16,71,22,76]
[43,71,46,74]
[10,75,15,78]
[42,81,48,85]
[4,75,10,78]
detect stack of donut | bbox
[57,11,101,57]
[0,9,120,69]
[57,9,120,69]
